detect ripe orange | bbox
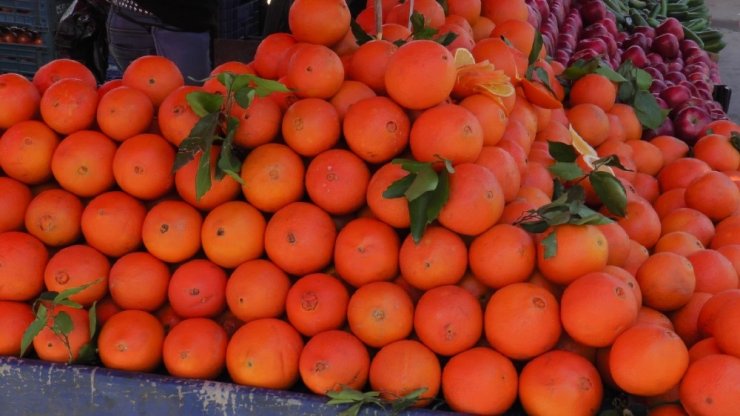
[658,157,711,193]
[438,163,504,235]
[679,354,740,415]
[225,259,291,323]
[231,95,282,149]
[0,178,32,233]
[226,318,304,389]
[43,244,109,307]
[96,86,154,141]
[0,301,35,356]
[240,143,305,213]
[346,281,414,348]
[334,217,399,287]
[112,133,175,200]
[282,98,341,157]
[414,285,483,356]
[253,33,297,80]
[201,201,266,268]
[636,252,696,311]
[369,340,441,406]
[614,197,663,249]
[163,318,228,379]
[32,305,90,363]
[536,224,609,285]
[23,189,82,247]
[442,347,518,415]
[519,350,603,416]
[0,120,59,184]
[305,149,370,215]
[286,44,344,99]
[342,96,410,164]
[608,103,643,141]
[122,55,184,107]
[80,191,147,257]
[654,231,705,257]
[32,58,96,94]
[670,292,713,346]
[399,226,468,290]
[713,298,740,357]
[40,78,99,134]
[328,80,376,121]
[299,330,370,395]
[410,103,484,165]
[688,249,738,294]
[285,273,349,337]
[650,135,689,165]
[475,146,522,202]
[570,73,617,111]
[685,171,740,222]
[626,139,665,176]
[568,103,611,147]
[174,148,241,211]
[484,282,562,360]
[168,259,227,318]
[384,40,456,110]
[365,162,411,228]
[348,40,397,95]
[661,208,715,248]
[0,73,40,129]
[385,0,445,28]
[141,200,203,263]
[157,85,201,147]
[288,0,350,46]
[469,223,535,288]
[693,134,740,171]
[109,252,170,312]
[50,130,117,198]
[98,310,164,372]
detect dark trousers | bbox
[106,6,211,84]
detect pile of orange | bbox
[1,0,740,414]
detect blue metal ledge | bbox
[0,357,459,416]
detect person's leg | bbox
[151,28,212,84]
[106,7,157,72]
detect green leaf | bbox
[217,136,245,184]
[186,91,224,117]
[409,192,434,244]
[350,20,375,46]
[20,305,47,357]
[518,219,550,234]
[393,158,432,174]
[230,74,255,92]
[573,212,613,225]
[542,229,558,259]
[251,77,291,97]
[410,11,438,40]
[53,311,74,335]
[234,87,255,109]
[383,173,416,199]
[562,59,600,80]
[534,67,558,97]
[76,342,96,364]
[195,145,214,202]
[632,90,668,130]
[405,164,438,201]
[549,162,585,181]
[618,81,636,103]
[54,299,83,309]
[594,154,631,171]
[590,171,628,217]
[173,112,220,172]
[217,72,235,90]
[540,205,572,226]
[390,387,428,415]
[730,132,740,151]
[594,65,627,82]
[548,142,578,162]
[54,278,104,304]
[425,169,450,227]
[500,35,514,48]
[436,31,458,46]
[88,301,98,338]
[634,68,653,91]
[39,292,57,301]
[528,30,544,67]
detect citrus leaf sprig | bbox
[20,278,102,364]
[515,142,629,258]
[383,157,455,244]
[349,11,458,47]
[173,72,289,201]
[327,386,431,416]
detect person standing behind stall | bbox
[106,0,217,83]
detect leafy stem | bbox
[173,72,289,201]
[327,386,431,416]
[383,156,455,243]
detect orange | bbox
[519,350,603,416]
[688,337,722,363]
[50,130,117,198]
[253,33,297,80]
[626,139,665,176]
[240,143,305,213]
[0,301,35,356]
[98,79,123,98]
[536,224,609,285]
[608,103,643,141]
[702,119,740,137]
[96,86,153,141]
[410,103,484,165]
[475,146,522,202]
[603,265,643,309]
[288,0,350,46]
[490,19,537,56]
[399,226,468,290]
[226,259,290,323]
[597,221,632,267]
[654,188,687,219]
[469,223,535,288]
[712,215,740,248]
[163,318,228,379]
[471,37,519,81]
[654,231,705,257]
[384,0,445,28]
[650,135,689,165]
[285,273,349,337]
[342,96,410,164]
[122,55,184,107]
[299,330,370,394]
[610,324,689,396]
[482,0,528,25]
[226,318,304,389]
[264,202,337,276]
[282,97,341,157]
[32,305,90,363]
[174,147,241,211]
[685,171,740,222]
[346,281,414,348]
[636,252,696,311]
[369,340,441,406]
[202,61,254,96]
[614,197,662,249]
[141,200,203,264]
[679,354,740,415]
[334,217,399,287]
[670,292,713,346]
[447,0,482,24]
[80,191,147,257]
[43,244,109,307]
[40,78,99,134]
[157,85,201,147]
[438,162,504,235]
[460,94,509,146]
[568,103,611,147]
[0,178,32,233]
[231,95,282,149]
[718,244,740,277]
[697,289,740,337]
[24,188,82,247]
[0,120,59,184]
[201,201,266,269]
[98,310,164,372]
[305,149,370,215]
[286,43,344,99]
[713,298,740,357]
[414,285,483,356]
[348,40,398,95]
[633,172,661,203]
[112,133,175,200]
[570,73,617,111]
[384,40,456,110]
[484,282,561,360]
[442,347,518,415]
[661,208,715,248]
[693,134,740,171]
[688,249,738,294]
[32,58,96,94]
[658,157,711,193]
[168,259,227,318]
[328,80,376,121]
[0,73,40,129]
[365,162,411,228]
[109,252,170,312]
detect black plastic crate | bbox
[0,41,53,76]
[218,0,264,40]
[0,0,57,28]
